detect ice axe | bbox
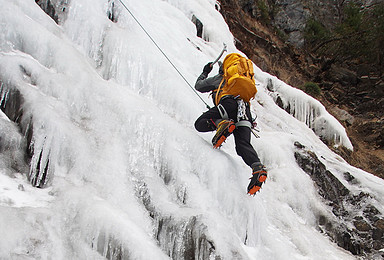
[211,43,227,67]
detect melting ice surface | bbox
[0,0,383,259]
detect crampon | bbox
[212,120,236,149]
[247,167,267,195]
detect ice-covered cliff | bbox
[1,0,383,259]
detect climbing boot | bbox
[212,120,236,148]
[247,163,267,195]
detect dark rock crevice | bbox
[0,82,50,187]
[107,0,119,23]
[35,0,69,24]
[35,0,58,23]
[192,15,204,38]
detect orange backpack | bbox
[215,53,257,105]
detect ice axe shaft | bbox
[251,129,260,138]
[211,43,227,66]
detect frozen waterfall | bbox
[1,0,383,259]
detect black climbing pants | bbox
[194,97,260,168]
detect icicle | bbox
[270,79,353,150]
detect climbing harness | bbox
[217,104,229,120]
[236,99,260,138]
[236,99,248,121]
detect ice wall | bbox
[1,0,382,259]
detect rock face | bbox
[271,0,310,47]
[239,0,382,48]
[230,0,340,47]
[294,142,384,258]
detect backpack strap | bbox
[215,77,225,106]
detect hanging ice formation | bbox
[265,77,353,150]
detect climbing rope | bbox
[117,0,211,109]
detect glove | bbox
[203,62,213,75]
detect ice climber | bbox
[194,58,267,195]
